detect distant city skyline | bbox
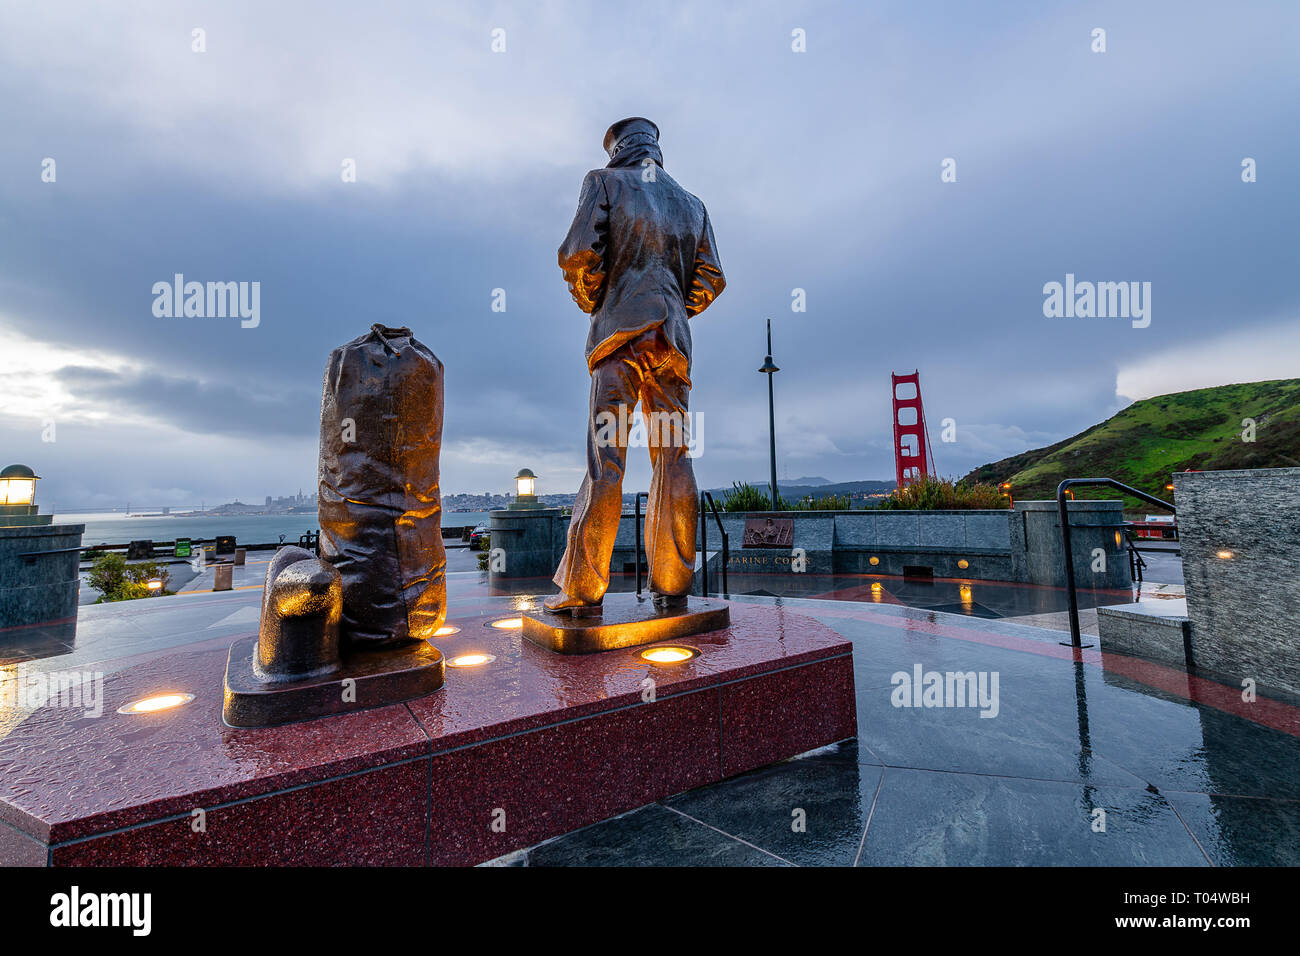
[47,474,888,513]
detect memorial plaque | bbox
[742,517,794,549]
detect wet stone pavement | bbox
[4,560,1297,867]
[501,594,1300,867]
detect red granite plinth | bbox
[0,601,855,867]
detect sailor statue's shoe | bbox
[651,592,689,611]
[543,590,604,617]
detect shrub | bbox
[127,560,171,593]
[791,493,851,511]
[87,552,128,598]
[88,553,171,602]
[720,481,791,512]
[877,475,1010,511]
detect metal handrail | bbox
[1126,540,1147,584]
[635,492,729,598]
[18,547,83,559]
[633,492,649,595]
[1057,478,1175,647]
[699,491,729,598]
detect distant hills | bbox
[964,378,1300,505]
[707,478,896,500]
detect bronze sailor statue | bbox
[545,117,726,615]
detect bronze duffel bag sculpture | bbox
[318,324,447,646]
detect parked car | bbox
[469,525,489,548]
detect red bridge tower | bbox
[891,370,933,488]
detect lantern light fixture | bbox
[0,464,39,508]
[508,468,542,510]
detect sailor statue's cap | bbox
[603,117,660,157]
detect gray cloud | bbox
[1,0,1297,508]
[52,365,318,439]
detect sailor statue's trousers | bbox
[553,327,698,603]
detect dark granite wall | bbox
[0,522,85,628]
[1175,468,1300,695]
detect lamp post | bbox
[491,467,561,581]
[758,319,780,511]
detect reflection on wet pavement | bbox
[4,561,1297,867]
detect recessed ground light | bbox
[956,559,969,570]
[448,653,495,668]
[870,582,883,593]
[1216,550,1235,560]
[434,625,460,637]
[640,645,698,664]
[868,556,880,566]
[489,617,523,629]
[959,585,974,603]
[118,693,195,715]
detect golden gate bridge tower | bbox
[891,370,934,488]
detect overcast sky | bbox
[1,1,1296,510]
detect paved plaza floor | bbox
[5,557,1296,867]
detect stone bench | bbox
[1097,599,1191,667]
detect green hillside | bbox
[964,378,1300,508]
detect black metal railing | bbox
[633,492,649,595]
[634,491,730,598]
[1057,478,1176,648]
[1126,541,1147,584]
[18,547,83,560]
[699,491,729,598]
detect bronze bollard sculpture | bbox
[252,546,342,682]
